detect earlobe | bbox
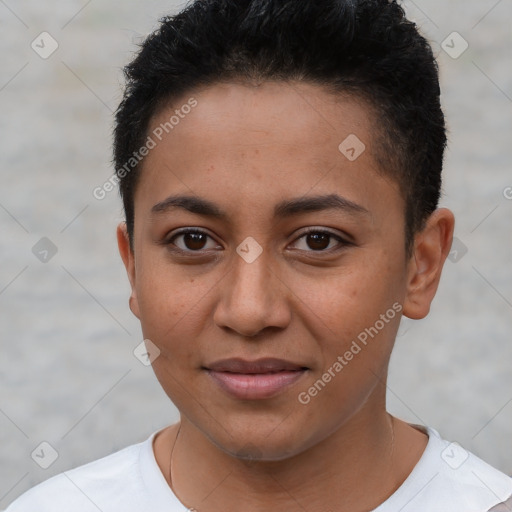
[116,222,141,319]
[402,208,455,320]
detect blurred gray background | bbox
[1,0,511,506]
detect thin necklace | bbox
[168,423,182,493]
[389,414,396,466]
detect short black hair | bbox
[113,0,446,253]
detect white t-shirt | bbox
[5,425,512,512]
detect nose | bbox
[213,248,291,338]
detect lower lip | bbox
[207,370,307,400]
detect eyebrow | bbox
[150,193,370,219]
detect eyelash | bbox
[164,227,350,255]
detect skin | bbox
[117,81,455,511]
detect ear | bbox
[117,222,141,319]
[402,208,455,319]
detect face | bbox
[118,81,450,461]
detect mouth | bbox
[204,358,309,400]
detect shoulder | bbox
[377,425,512,512]
[488,496,512,511]
[5,439,146,512]
[427,427,512,510]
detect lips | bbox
[205,358,308,400]
[207,357,306,374]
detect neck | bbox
[154,404,427,511]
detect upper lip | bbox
[205,358,307,374]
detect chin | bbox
[222,437,305,463]
[202,415,322,463]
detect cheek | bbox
[135,264,208,400]
[296,285,401,428]
[297,259,403,339]
[293,255,404,401]
[134,254,210,351]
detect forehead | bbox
[150,81,373,158]
[135,81,401,221]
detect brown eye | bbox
[290,229,347,252]
[167,229,219,252]
[182,232,208,250]
[305,232,331,251]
